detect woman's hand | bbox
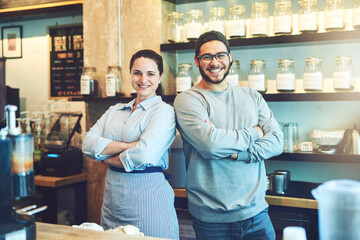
[102,141,139,156]
[103,155,124,168]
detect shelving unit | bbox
[0,0,83,18]
[161,30,360,52]
[269,152,360,164]
[71,92,360,102]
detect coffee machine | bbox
[0,105,46,240]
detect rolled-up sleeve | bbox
[82,107,114,161]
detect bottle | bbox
[106,66,122,97]
[227,5,246,39]
[324,0,345,31]
[273,0,292,35]
[298,0,318,33]
[333,56,355,91]
[303,57,323,91]
[176,63,193,94]
[208,7,226,35]
[168,11,185,43]
[276,59,296,92]
[248,60,268,93]
[185,9,203,41]
[353,0,360,30]
[80,67,97,96]
[250,2,269,37]
[226,60,242,86]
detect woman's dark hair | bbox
[129,49,163,75]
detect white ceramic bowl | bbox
[311,129,345,146]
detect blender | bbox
[0,105,47,240]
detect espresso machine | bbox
[0,105,46,240]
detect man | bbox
[173,31,283,240]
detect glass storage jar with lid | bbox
[324,0,345,31]
[106,66,121,97]
[248,59,268,93]
[80,67,97,96]
[273,0,292,35]
[353,0,360,29]
[227,5,246,39]
[333,56,355,91]
[185,9,203,41]
[298,0,318,33]
[276,59,296,92]
[303,57,323,91]
[176,63,193,94]
[208,7,226,35]
[167,11,185,43]
[250,2,269,37]
[225,60,243,86]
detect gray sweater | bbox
[174,84,283,223]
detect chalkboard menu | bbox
[50,26,83,97]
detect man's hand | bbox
[253,126,264,139]
[103,155,124,168]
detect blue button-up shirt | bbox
[82,96,176,172]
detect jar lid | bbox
[187,9,203,18]
[326,0,344,5]
[233,60,240,66]
[209,7,225,17]
[278,58,295,65]
[250,59,266,66]
[230,5,246,15]
[168,11,184,19]
[107,65,121,70]
[252,2,268,11]
[336,56,352,63]
[275,0,292,10]
[300,0,317,7]
[178,63,193,69]
[306,57,322,64]
[83,67,97,72]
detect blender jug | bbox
[312,179,360,240]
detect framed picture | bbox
[2,26,22,59]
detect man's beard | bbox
[199,62,232,85]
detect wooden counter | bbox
[173,188,318,210]
[36,222,163,240]
[35,172,87,188]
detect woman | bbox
[82,49,179,239]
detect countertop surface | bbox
[36,222,164,240]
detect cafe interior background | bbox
[1,0,360,239]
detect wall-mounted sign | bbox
[49,25,83,97]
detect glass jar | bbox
[80,67,97,96]
[248,60,268,93]
[324,0,345,31]
[168,11,185,43]
[226,60,242,86]
[276,59,296,92]
[176,63,193,94]
[208,7,226,35]
[106,66,121,97]
[250,2,269,37]
[227,5,246,38]
[273,0,292,35]
[353,0,360,29]
[333,56,355,91]
[185,9,203,40]
[298,0,318,33]
[303,57,323,91]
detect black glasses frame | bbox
[197,52,230,62]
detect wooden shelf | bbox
[0,0,83,18]
[161,30,360,52]
[173,188,318,209]
[34,172,87,188]
[269,152,360,164]
[71,92,360,103]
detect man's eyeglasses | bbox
[197,52,230,63]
